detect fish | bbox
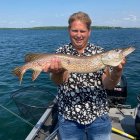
[12,46,135,84]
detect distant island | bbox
[30,26,122,30]
[0,26,139,30]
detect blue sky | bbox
[0,0,139,28]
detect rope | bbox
[0,104,49,136]
[0,104,34,127]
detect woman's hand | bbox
[43,57,64,74]
[102,58,126,90]
[43,57,67,84]
[112,58,126,73]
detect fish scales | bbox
[12,46,135,83]
[25,53,104,73]
[56,54,103,73]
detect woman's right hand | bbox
[43,57,64,74]
[43,57,67,84]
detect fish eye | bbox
[115,49,121,53]
[115,49,119,52]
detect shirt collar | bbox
[68,43,91,56]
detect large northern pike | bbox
[13,46,135,83]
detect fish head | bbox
[121,46,135,57]
[101,46,135,67]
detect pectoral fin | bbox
[105,66,111,78]
[32,70,41,81]
[63,70,69,82]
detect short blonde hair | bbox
[68,11,92,30]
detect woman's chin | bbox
[75,43,83,48]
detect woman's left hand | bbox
[112,58,126,72]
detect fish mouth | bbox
[122,46,135,57]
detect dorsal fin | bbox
[25,53,45,62]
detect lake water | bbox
[0,28,140,140]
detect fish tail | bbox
[12,66,25,84]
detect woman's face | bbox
[68,20,91,53]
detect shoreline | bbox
[0,26,139,30]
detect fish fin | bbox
[32,70,41,81]
[25,53,43,62]
[105,66,111,77]
[104,66,114,82]
[63,70,69,82]
[12,67,24,84]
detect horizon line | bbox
[0,25,140,29]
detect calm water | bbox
[0,28,140,140]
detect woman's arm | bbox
[102,58,126,90]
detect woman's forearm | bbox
[102,67,122,90]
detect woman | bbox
[44,11,126,140]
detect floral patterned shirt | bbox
[56,43,109,125]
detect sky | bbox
[0,0,139,28]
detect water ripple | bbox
[0,28,140,140]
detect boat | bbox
[25,100,139,140]
[12,76,140,140]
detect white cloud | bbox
[123,15,137,21]
[29,20,36,23]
